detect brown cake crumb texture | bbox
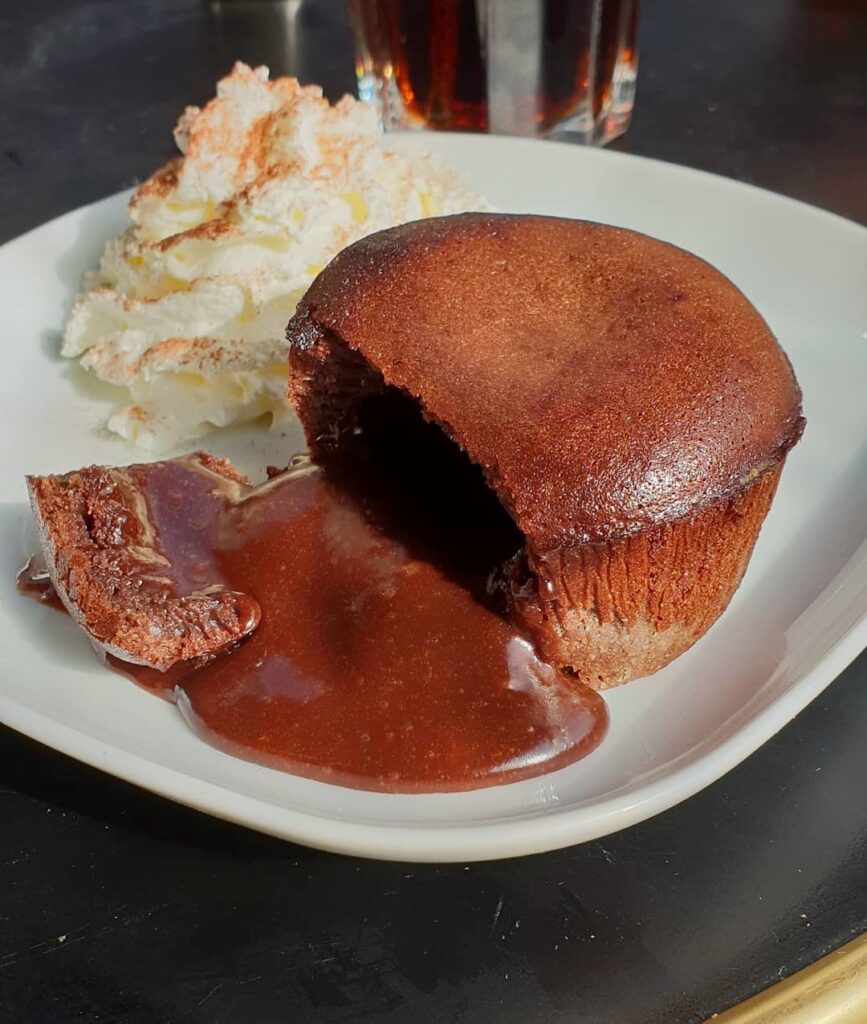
[26,452,260,671]
[286,213,804,688]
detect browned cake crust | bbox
[286,214,804,688]
[26,453,260,671]
[507,464,783,685]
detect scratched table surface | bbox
[1,2,866,1022]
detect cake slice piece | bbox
[286,213,804,688]
[26,453,260,671]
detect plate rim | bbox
[6,130,867,249]
[1,615,864,862]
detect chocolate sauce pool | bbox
[17,558,64,610]
[19,401,607,791]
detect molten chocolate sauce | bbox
[20,395,608,791]
[17,557,64,610]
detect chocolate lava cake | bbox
[286,214,804,688]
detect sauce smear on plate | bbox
[17,558,65,610]
[19,400,607,791]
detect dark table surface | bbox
[2,2,866,1022]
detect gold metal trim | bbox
[705,932,867,1023]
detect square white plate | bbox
[1,134,865,861]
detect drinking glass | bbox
[351,0,639,145]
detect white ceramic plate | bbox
[1,134,866,862]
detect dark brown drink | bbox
[352,0,638,142]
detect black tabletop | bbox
[2,3,866,1022]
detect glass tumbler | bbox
[351,0,639,145]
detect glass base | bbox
[548,64,637,146]
[361,67,637,147]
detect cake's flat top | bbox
[288,214,804,547]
